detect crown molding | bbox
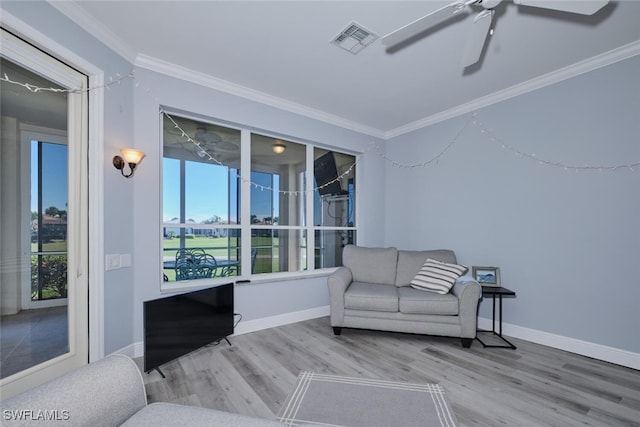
[48,0,138,63]
[385,40,640,139]
[135,54,386,139]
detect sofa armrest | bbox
[327,266,353,327]
[452,279,482,338]
[0,354,147,426]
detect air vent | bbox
[331,22,378,54]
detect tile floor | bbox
[0,306,68,379]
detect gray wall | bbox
[384,56,640,353]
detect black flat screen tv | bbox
[314,151,346,196]
[143,283,234,373]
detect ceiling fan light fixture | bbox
[273,143,286,154]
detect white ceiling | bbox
[53,1,640,138]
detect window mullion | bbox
[306,144,315,271]
[179,158,186,249]
[240,129,251,276]
[37,141,44,300]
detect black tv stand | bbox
[213,336,232,346]
[147,367,166,378]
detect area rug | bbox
[278,371,458,427]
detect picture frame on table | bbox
[472,266,501,287]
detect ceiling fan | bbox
[381,0,610,67]
[192,128,239,158]
[167,126,238,158]
[193,127,238,151]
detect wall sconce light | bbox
[113,148,145,178]
[272,142,286,154]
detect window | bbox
[161,112,356,285]
[30,140,68,302]
[162,115,241,283]
[251,134,307,274]
[313,149,356,269]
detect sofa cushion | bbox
[398,287,459,315]
[344,282,399,312]
[410,258,468,294]
[343,245,398,285]
[395,249,458,287]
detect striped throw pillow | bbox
[410,258,468,294]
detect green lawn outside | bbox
[31,240,67,253]
[163,235,238,255]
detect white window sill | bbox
[160,268,338,294]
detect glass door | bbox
[0,29,89,397]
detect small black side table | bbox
[476,286,517,349]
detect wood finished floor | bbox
[139,317,640,427]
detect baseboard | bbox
[478,317,640,370]
[233,305,330,336]
[112,306,331,360]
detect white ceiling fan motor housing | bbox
[480,0,503,9]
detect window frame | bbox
[21,132,70,309]
[160,109,358,291]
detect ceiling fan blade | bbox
[461,9,495,67]
[513,0,609,15]
[381,1,471,47]
[215,141,239,152]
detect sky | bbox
[31,140,68,214]
[163,158,279,224]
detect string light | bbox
[5,72,639,177]
[373,114,473,169]
[471,113,640,172]
[0,70,135,94]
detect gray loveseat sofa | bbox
[0,354,307,426]
[327,245,482,347]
